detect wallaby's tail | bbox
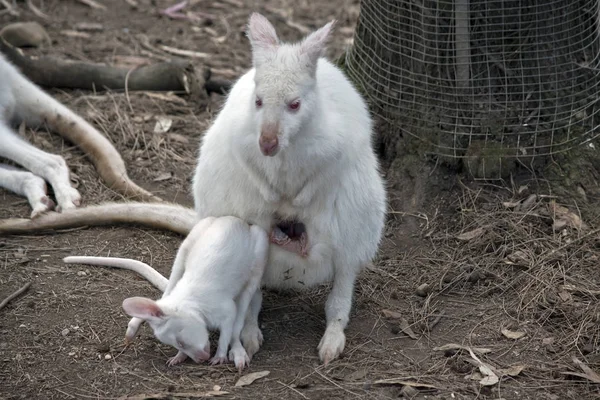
[64,256,168,291]
[0,202,196,235]
[11,68,162,203]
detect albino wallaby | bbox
[191,13,387,364]
[0,13,387,365]
[65,216,269,371]
[0,53,159,218]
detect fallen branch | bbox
[0,38,203,93]
[0,39,232,96]
[0,282,32,311]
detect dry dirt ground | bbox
[1,1,600,399]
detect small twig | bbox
[0,0,19,16]
[427,310,445,331]
[0,282,32,311]
[26,0,50,20]
[75,0,106,10]
[276,381,308,399]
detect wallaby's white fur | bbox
[0,13,388,365]
[192,13,387,364]
[67,216,269,370]
[0,53,158,218]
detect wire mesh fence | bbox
[345,0,600,179]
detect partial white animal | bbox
[0,53,159,218]
[65,216,269,371]
[1,13,387,365]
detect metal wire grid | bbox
[346,0,600,174]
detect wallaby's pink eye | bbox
[255,97,263,108]
[288,100,301,111]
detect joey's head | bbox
[246,12,336,157]
[122,297,210,363]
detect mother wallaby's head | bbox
[246,13,335,157]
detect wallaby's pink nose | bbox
[259,135,279,156]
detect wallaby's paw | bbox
[209,355,228,366]
[240,323,263,358]
[55,187,81,213]
[318,327,346,365]
[166,351,188,367]
[229,345,250,372]
[30,196,55,219]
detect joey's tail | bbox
[11,71,161,202]
[64,256,168,291]
[0,202,196,235]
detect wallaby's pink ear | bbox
[122,297,164,320]
[300,20,336,68]
[246,12,279,66]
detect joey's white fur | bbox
[0,53,158,218]
[68,216,269,370]
[192,13,387,364]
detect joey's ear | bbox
[246,12,279,66]
[299,20,336,71]
[122,297,164,320]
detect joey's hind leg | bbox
[0,164,55,218]
[210,302,236,365]
[240,289,263,358]
[0,123,80,212]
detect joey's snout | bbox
[259,123,280,156]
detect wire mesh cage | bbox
[345,0,600,179]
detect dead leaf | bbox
[398,319,418,340]
[167,133,190,144]
[235,370,270,387]
[60,30,91,38]
[467,348,499,386]
[153,117,172,134]
[542,337,555,345]
[433,343,492,355]
[117,390,228,399]
[153,172,172,182]
[382,310,418,339]
[502,201,520,209]
[558,290,572,302]
[504,250,530,267]
[346,369,368,381]
[382,309,403,319]
[456,227,485,241]
[498,364,525,377]
[516,194,537,212]
[501,328,526,340]
[567,356,600,384]
[548,200,587,230]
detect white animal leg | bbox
[229,226,268,370]
[0,163,55,218]
[0,121,80,212]
[240,289,263,358]
[317,267,358,364]
[210,301,236,365]
[166,350,188,366]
